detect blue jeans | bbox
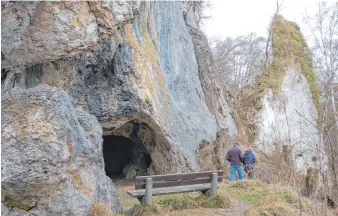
[230,165,244,182]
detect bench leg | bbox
[210,172,218,196]
[202,173,218,196]
[144,178,153,205]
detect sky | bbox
[202,0,337,45]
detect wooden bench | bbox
[127,170,223,205]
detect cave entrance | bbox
[103,135,152,180]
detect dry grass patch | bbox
[157,194,231,211]
[125,192,231,215]
[88,203,123,216]
[194,195,231,208]
[244,202,296,216]
[127,204,160,216]
[157,194,198,211]
[218,180,303,215]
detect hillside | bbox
[112,179,326,216]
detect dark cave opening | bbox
[103,135,152,179]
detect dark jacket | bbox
[226,146,243,165]
[243,149,256,165]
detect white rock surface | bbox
[256,68,319,170]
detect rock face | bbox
[184,2,238,138]
[1,1,237,214]
[1,85,121,214]
[256,68,319,170]
[237,16,321,171]
[1,1,322,214]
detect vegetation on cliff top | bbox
[237,15,321,144]
[259,15,320,113]
[244,15,320,111]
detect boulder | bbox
[1,85,121,215]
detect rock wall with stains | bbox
[1,1,237,214]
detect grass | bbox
[157,194,231,211]
[127,204,160,216]
[157,194,198,211]
[218,180,301,216]
[284,191,298,204]
[117,179,320,216]
[195,195,231,208]
[125,194,231,216]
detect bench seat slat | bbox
[136,170,223,184]
[128,184,211,197]
[135,177,222,189]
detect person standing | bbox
[226,143,244,182]
[243,148,256,179]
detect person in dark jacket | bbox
[226,143,244,182]
[243,148,256,179]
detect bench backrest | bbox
[135,170,223,189]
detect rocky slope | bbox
[1,1,237,214]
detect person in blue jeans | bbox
[226,143,244,182]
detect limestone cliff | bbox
[237,16,321,171]
[1,1,237,214]
[1,1,322,214]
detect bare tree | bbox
[212,33,266,92]
[306,2,338,137]
[305,1,338,210]
[264,0,285,69]
[184,1,212,27]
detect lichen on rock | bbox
[1,85,121,215]
[1,1,239,214]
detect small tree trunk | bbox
[330,86,338,147]
[298,190,303,216]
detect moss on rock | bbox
[255,15,320,110]
[237,15,321,143]
[263,15,320,114]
